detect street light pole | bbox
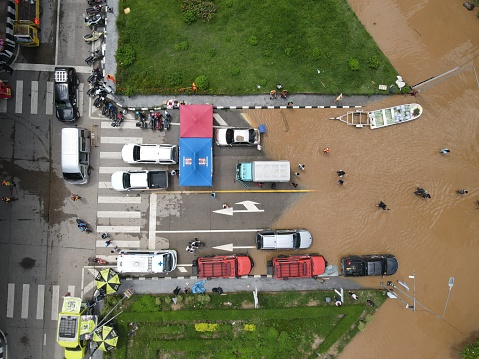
[409,272,416,312]
[441,277,455,319]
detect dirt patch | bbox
[311,334,323,350]
[241,300,254,309]
[307,299,320,306]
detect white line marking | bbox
[82,279,97,297]
[7,283,14,318]
[79,83,84,118]
[177,267,187,273]
[100,152,122,159]
[21,284,29,319]
[99,167,142,174]
[30,81,38,114]
[156,229,263,233]
[149,193,157,250]
[0,99,7,113]
[96,240,140,248]
[44,333,46,345]
[51,285,60,321]
[67,285,75,298]
[96,226,141,233]
[13,63,93,74]
[213,244,256,252]
[213,113,228,126]
[177,264,193,267]
[46,82,53,115]
[36,284,45,320]
[98,181,113,189]
[15,80,23,113]
[97,211,141,218]
[100,137,143,144]
[98,196,141,204]
[101,121,139,129]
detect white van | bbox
[117,250,178,274]
[61,128,91,185]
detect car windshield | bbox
[122,173,131,189]
[225,129,234,144]
[292,233,300,248]
[163,254,172,271]
[133,145,141,161]
[63,172,83,181]
[248,129,256,142]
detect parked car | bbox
[194,254,254,279]
[111,170,168,191]
[269,254,326,280]
[256,229,312,250]
[341,254,398,277]
[214,127,260,146]
[121,144,179,165]
[54,67,80,122]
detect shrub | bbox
[262,50,272,58]
[284,47,292,56]
[183,10,196,24]
[116,44,136,67]
[243,324,256,331]
[248,36,258,46]
[259,79,267,86]
[231,67,240,76]
[180,0,217,22]
[195,75,209,90]
[312,47,320,60]
[208,48,217,57]
[175,295,183,304]
[195,323,218,332]
[189,53,196,61]
[358,321,366,332]
[174,41,189,51]
[164,296,172,304]
[462,338,479,359]
[348,58,360,71]
[367,55,380,69]
[168,71,182,86]
[364,314,374,323]
[124,86,134,97]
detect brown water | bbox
[246,1,479,357]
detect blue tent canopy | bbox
[179,138,213,187]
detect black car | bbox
[341,254,398,277]
[54,67,80,122]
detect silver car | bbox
[214,127,260,146]
[256,229,312,250]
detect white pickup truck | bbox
[111,170,168,191]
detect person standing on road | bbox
[298,164,305,171]
[71,194,81,201]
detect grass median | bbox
[115,0,398,96]
[103,290,387,359]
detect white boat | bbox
[332,103,423,129]
[369,103,423,129]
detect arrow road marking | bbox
[213,200,264,216]
[212,244,256,252]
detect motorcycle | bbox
[112,109,126,127]
[109,103,117,121]
[135,111,147,129]
[85,4,112,14]
[84,13,104,27]
[88,257,107,265]
[156,112,164,131]
[87,68,103,84]
[83,30,103,43]
[163,110,171,130]
[76,219,92,234]
[148,112,155,130]
[85,49,104,66]
[94,92,107,108]
[87,0,104,6]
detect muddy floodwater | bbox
[246,1,479,358]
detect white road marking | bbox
[79,83,84,118]
[20,285,28,317]
[100,137,143,144]
[213,244,256,252]
[101,121,139,129]
[97,211,141,218]
[149,193,157,250]
[15,80,22,113]
[51,285,60,321]
[95,240,140,248]
[157,229,263,233]
[213,113,228,126]
[67,285,75,298]
[100,152,122,159]
[99,166,142,174]
[213,200,264,216]
[36,284,45,320]
[177,266,187,273]
[98,196,141,204]
[44,333,46,345]
[96,226,141,233]
[98,181,113,189]
[0,99,7,113]
[46,81,53,115]
[13,63,93,74]
[7,283,14,318]
[30,81,38,114]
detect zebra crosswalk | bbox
[0,79,85,116]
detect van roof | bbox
[61,128,80,173]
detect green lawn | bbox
[104,290,387,359]
[115,0,398,95]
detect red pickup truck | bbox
[194,254,254,279]
[269,254,326,280]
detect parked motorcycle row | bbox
[135,110,171,131]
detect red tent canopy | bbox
[180,105,213,138]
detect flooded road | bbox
[246,1,479,357]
